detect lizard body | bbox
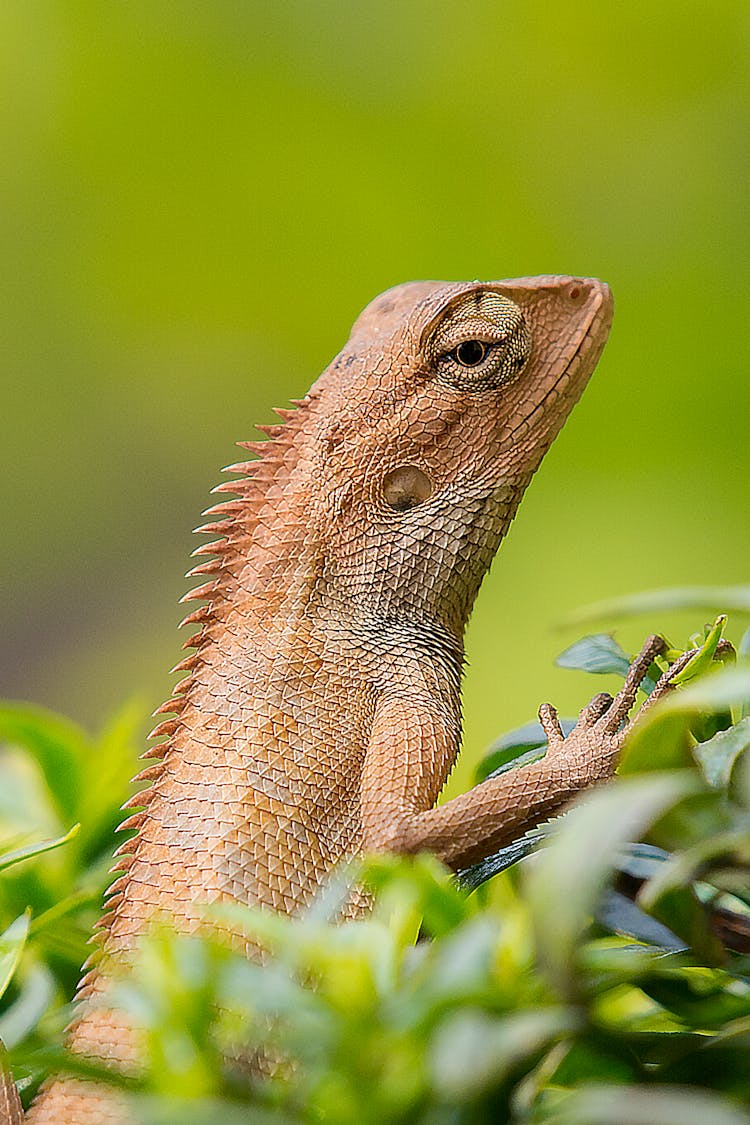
[25,275,633,1122]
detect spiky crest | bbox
[83,394,313,978]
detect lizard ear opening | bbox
[382,465,433,511]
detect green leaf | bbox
[595,890,686,951]
[578,941,695,994]
[119,1097,291,1125]
[618,709,696,774]
[0,963,56,1047]
[0,912,30,1000]
[76,701,143,861]
[694,718,750,790]
[524,773,698,995]
[620,665,750,777]
[646,790,733,854]
[562,585,750,627]
[654,1019,750,1098]
[546,1083,750,1124]
[548,1034,642,1085]
[0,703,88,825]
[363,851,471,939]
[428,1007,578,1102]
[0,824,79,874]
[417,915,503,1009]
[670,615,726,685]
[648,665,750,713]
[0,1041,22,1124]
[640,830,750,912]
[477,745,546,784]
[555,634,631,676]
[29,884,100,937]
[638,976,750,1032]
[740,629,750,720]
[555,634,659,694]
[640,883,724,964]
[476,720,575,784]
[457,833,544,891]
[616,842,671,879]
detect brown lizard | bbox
[19,274,668,1122]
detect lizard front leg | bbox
[362,635,668,871]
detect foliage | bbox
[1,606,750,1120]
[0,703,141,1080]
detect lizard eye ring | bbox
[454,339,487,367]
[435,333,529,390]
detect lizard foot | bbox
[538,633,670,784]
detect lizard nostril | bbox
[567,284,583,302]
[382,465,433,511]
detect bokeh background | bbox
[3,2,749,795]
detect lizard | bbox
[18,273,671,1123]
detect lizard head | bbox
[333,274,613,479]
[293,276,612,633]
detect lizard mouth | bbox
[533,280,612,412]
[559,301,610,390]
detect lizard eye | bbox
[429,291,531,390]
[454,339,487,367]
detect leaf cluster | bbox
[0,703,141,1088]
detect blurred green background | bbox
[2,2,749,795]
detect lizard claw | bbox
[599,633,666,733]
[543,634,668,784]
[539,702,565,748]
[636,645,700,720]
[579,691,615,727]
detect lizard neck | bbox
[328,472,530,639]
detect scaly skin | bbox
[26,275,638,1121]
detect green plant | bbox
[0,703,141,1102]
